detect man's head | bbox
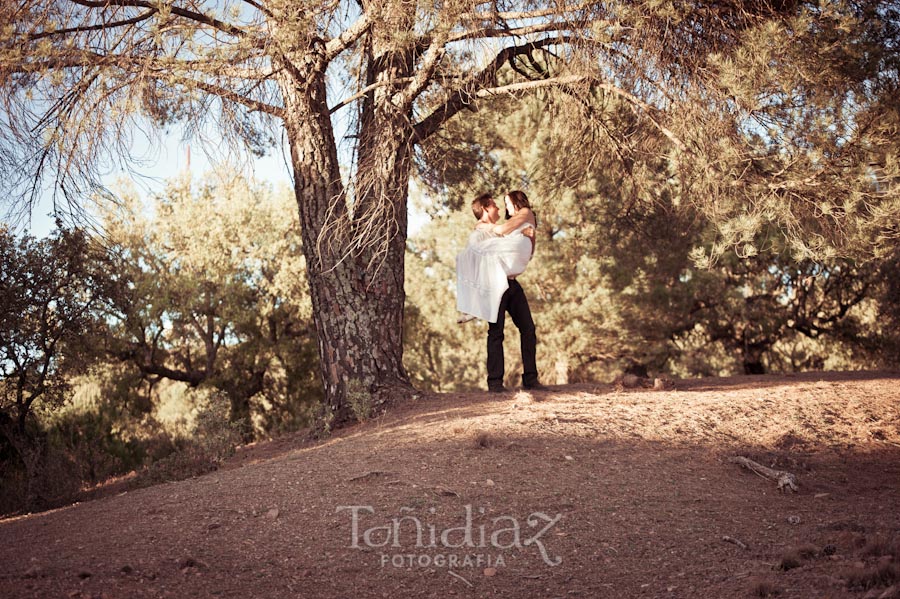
[472,193,500,224]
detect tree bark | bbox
[278,49,413,427]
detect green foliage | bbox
[98,172,321,438]
[405,209,492,390]
[0,227,111,421]
[4,0,897,426]
[192,401,243,462]
[140,400,242,486]
[687,3,900,262]
[0,226,115,508]
[406,65,900,385]
[1,172,324,512]
[0,438,81,515]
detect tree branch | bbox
[10,48,273,82]
[447,21,583,44]
[177,61,275,79]
[188,78,283,117]
[329,76,413,114]
[474,74,587,98]
[324,10,373,61]
[457,2,602,22]
[413,31,687,157]
[593,82,689,154]
[238,0,272,18]
[396,34,448,109]
[8,47,283,118]
[132,354,206,386]
[68,0,249,39]
[413,41,555,142]
[26,8,158,41]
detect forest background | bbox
[2,0,899,515]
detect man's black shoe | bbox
[523,382,549,391]
[488,386,508,393]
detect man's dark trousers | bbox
[487,278,538,390]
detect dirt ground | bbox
[2,370,900,599]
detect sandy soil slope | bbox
[2,371,899,599]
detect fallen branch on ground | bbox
[722,535,749,550]
[448,570,473,587]
[728,456,799,493]
[433,486,460,497]
[347,471,389,482]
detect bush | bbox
[140,401,242,485]
[0,441,82,516]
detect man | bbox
[468,193,544,393]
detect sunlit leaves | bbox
[0,227,111,420]
[97,171,319,434]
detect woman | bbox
[456,190,537,323]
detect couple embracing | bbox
[456,190,545,393]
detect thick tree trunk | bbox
[278,51,413,428]
[222,367,265,442]
[743,359,766,375]
[742,342,768,375]
[303,251,410,426]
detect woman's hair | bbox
[505,190,536,225]
[506,190,531,212]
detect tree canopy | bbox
[0,226,112,504]
[99,173,320,437]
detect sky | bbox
[10,103,430,237]
[10,126,431,239]
[13,123,286,238]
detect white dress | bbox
[456,222,534,323]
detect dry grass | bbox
[861,536,900,559]
[776,550,803,571]
[471,430,497,449]
[843,563,900,590]
[750,578,779,597]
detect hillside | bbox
[2,371,900,599]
